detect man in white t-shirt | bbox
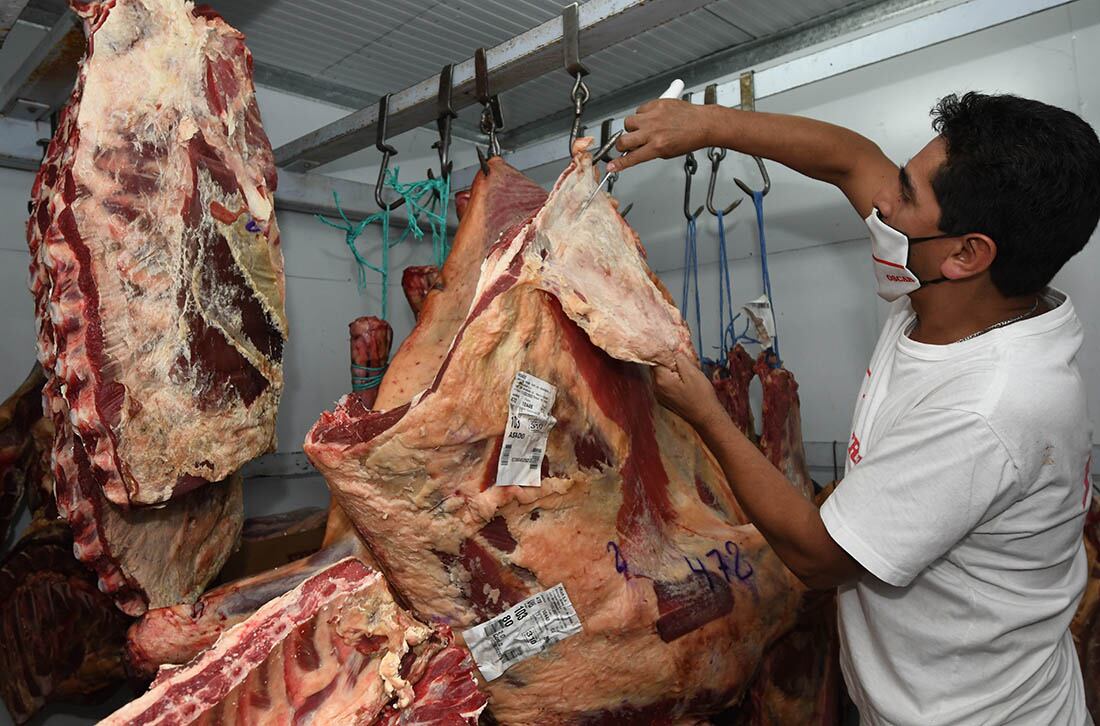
[610,92,1099,723]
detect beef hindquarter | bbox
[305,142,807,723]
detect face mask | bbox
[865,208,952,301]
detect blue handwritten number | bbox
[706,548,733,583]
[724,541,754,581]
[684,556,713,591]
[607,541,629,576]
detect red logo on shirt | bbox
[885,274,916,283]
[848,433,864,466]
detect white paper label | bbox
[496,372,556,487]
[462,583,583,681]
[743,294,776,349]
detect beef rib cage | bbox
[103,557,487,726]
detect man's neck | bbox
[908,281,1042,345]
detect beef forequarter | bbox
[26,0,287,509]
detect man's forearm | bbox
[700,107,878,184]
[698,106,895,214]
[692,406,862,589]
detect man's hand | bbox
[608,100,715,173]
[652,352,725,429]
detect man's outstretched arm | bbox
[609,101,897,218]
[654,353,864,590]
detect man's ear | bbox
[941,233,996,280]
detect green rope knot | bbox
[315,167,452,322]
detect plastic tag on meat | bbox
[462,583,582,681]
[743,294,777,348]
[496,372,557,487]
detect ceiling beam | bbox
[499,0,915,149]
[0,0,32,47]
[450,0,1072,189]
[272,0,713,172]
[0,9,79,120]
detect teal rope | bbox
[388,171,452,268]
[351,363,387,392]
[315,167,452,321]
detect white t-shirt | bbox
[820,288,1093,726]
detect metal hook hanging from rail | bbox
[563,2,590,153]
[598,119,631,217]
[682,92,704,221]
[432,63,457,182]
[703,84,740,216]
[475,47,504,175]
[734,156,772,197]
[374,93,406,211]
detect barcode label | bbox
[496,372,556,487]
[462,583,583,682]
[500,647,524,662]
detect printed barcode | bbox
[500,647,525,663]
[528,449,542,470]
[501,443,512,464]
[485,619,507,636]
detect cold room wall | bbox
[580,0,1100,481]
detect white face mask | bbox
[865,208,951,301]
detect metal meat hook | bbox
[432,63,457,183]
[563,2,590,153]
[683,151,704,221]
[734,156,772,198]
[598,119,632,217]
[475,47,504,173]
[703,83,740,216]
[706,146,742,216]
[374,93,406,212]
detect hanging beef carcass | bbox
[402,266,443,319]
[706,344,840,723]
[350,316,394,408]
[103,558,487,725]
[754,352,814,499]
[711,345,757,442]
[303,141,811,723]
[0,371,133,724]
[123,155,550,683]
[26,0,284,614]
[0,520,134,725]
[0,366,47,546]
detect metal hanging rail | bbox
[0,1,33,48]
[272,0,712,172]
[448,0,1072,190]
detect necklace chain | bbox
[954,297,1040,343]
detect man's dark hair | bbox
[930,92,1100,296]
